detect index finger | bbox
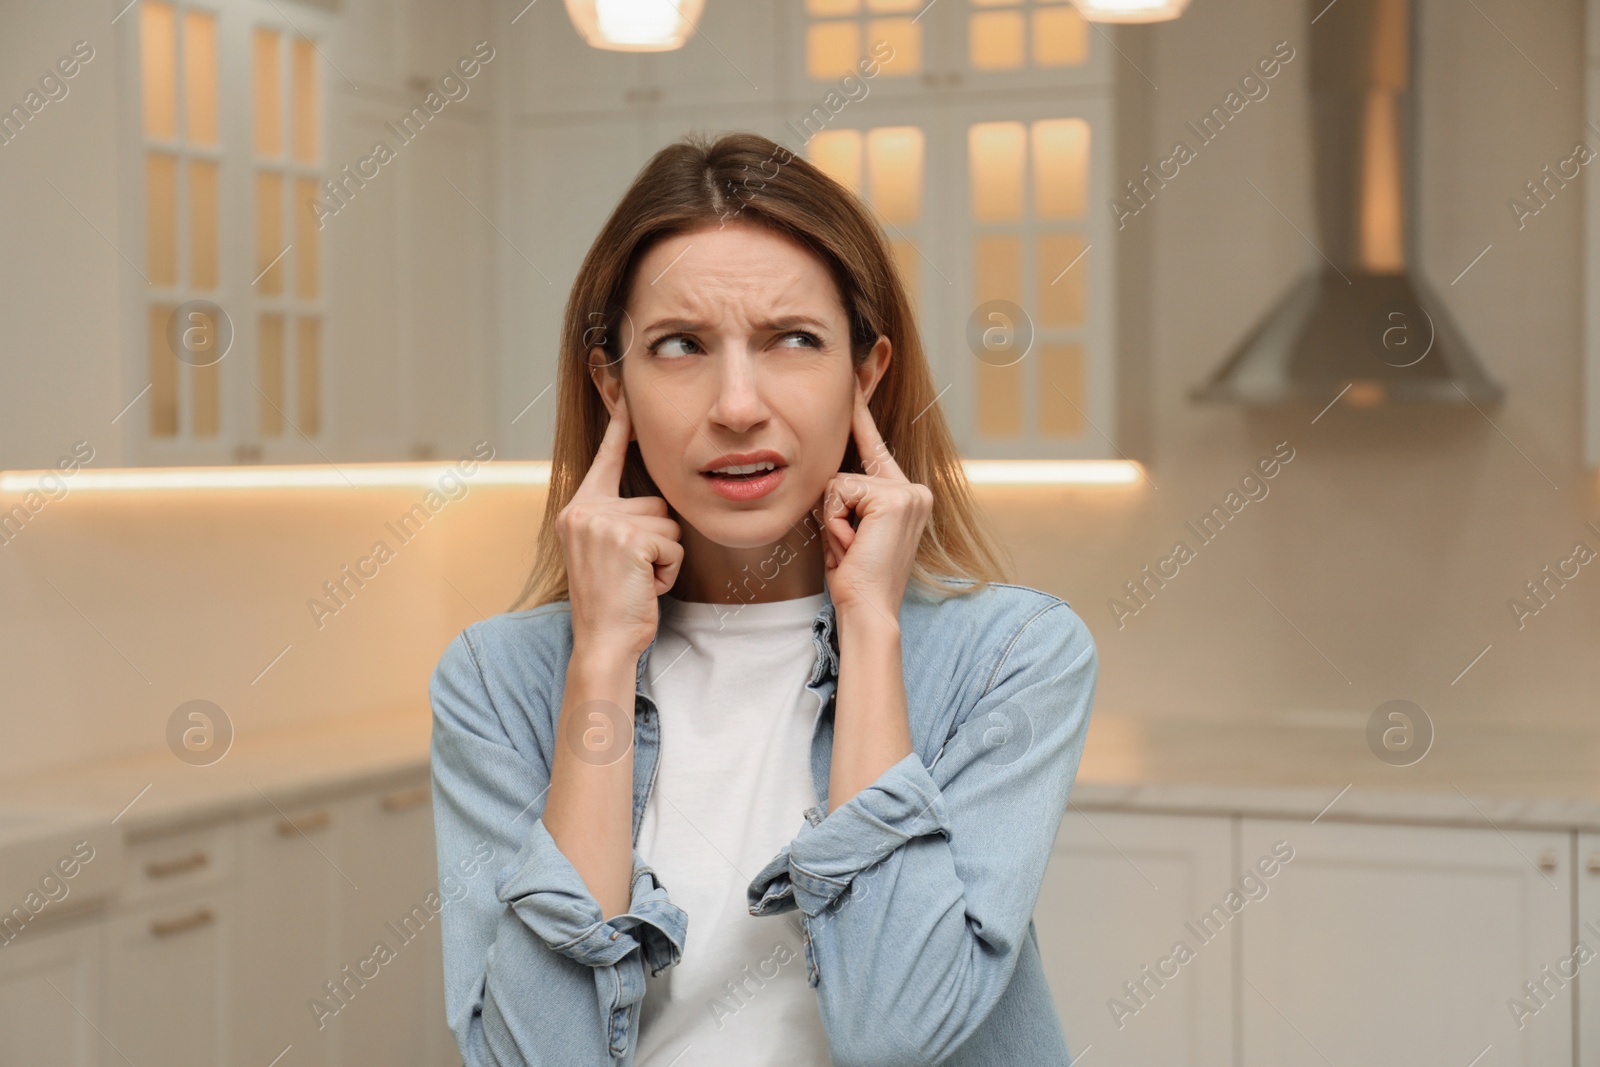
[851,382,906,481]
[575,393,632,499]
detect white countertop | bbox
[4,706,1598,838]
[1071,712,1600,832]
[0,708,435,840]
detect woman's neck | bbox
[667,509,828,604]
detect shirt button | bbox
[610,931,619,940]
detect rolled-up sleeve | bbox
[495,817,686,976]
[748,600,1097,1067]
[746,752,950,919]
[431,629,688,1064]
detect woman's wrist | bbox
[569,637,641,680]
[835,601,903,647]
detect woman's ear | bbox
[588,349,635,441]
[856,334,893,403]
[588,346,623,415]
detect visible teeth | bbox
[711,461,776,475]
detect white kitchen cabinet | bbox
[638,0,783,109]
[231,800,342,1067]
[324,0,492,99]
[116,818,236,906]
[102,882,235,1067]
[510,0,647,117]
[934,94,1117,460]
[4,768,1598,1067]
[1035,809,1235,1065]
[1239,817,1573,1067]
[400,0,491,89]
[100,819,240,1066]
[937,0,1114,94]
[1578,832,1600,1066]
[501,1,1122,465]
[500,111,657,455]
[272,85,495,465]
[230,774,453,1067]
[513,0,779,117]
[331,780,455,1066]
[0,771,449,1067]
[778,0,1113,106]
[109,0,497,467]
[776,0,949,104]
[383,108,496,462]
[0,913,104,1067]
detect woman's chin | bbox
[690,507,812,551]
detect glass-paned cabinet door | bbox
[933,96,1116,459]
[782,0,1109,101]
[781,0,955,101]
[798,101,968,441]
[800,104,936,323]
[956,0,1112,90]
[251,22,325,456]
[136,2,223,449]
[124,0,328,465]
[798,96,1115,460]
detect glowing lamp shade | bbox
[1072,0,1190,23]
[563,0,705,51]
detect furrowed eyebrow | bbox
[763,316,830,333]
[641,316,831,334]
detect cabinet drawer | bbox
[103,884,231,1067]
[123,821,237,904]
[0,912,103,1066]
[371,780,432,815]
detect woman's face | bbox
[589,219,890,554]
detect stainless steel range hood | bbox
[1191,0,1504,407]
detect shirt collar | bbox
[633,579,840,693]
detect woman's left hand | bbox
[820,381,934,622]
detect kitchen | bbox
[1,0,1597,1064]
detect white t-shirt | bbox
[634,591,833,1066]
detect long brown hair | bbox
[510,130,1011,610]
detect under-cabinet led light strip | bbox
[0,460,1145,492]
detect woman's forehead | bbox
[630,233,845,324]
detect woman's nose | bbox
[706,352,770,431]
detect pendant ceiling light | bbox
[563,0,705,51]
[1072,0,1191,22]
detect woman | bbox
[429,130,1099,1066]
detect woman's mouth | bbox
[701,463,786,501]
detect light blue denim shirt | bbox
[429,573,1099,1066]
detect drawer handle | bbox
[1588,853,1600,873]
[144,850,210,879]
[276,809,331,836]
[1538,849,1559,872]
[380,785,430,813]
[150,907,215,938]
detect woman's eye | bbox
[647,332,819,357]
[647,334,698,358]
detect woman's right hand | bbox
[557,392,683,660]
